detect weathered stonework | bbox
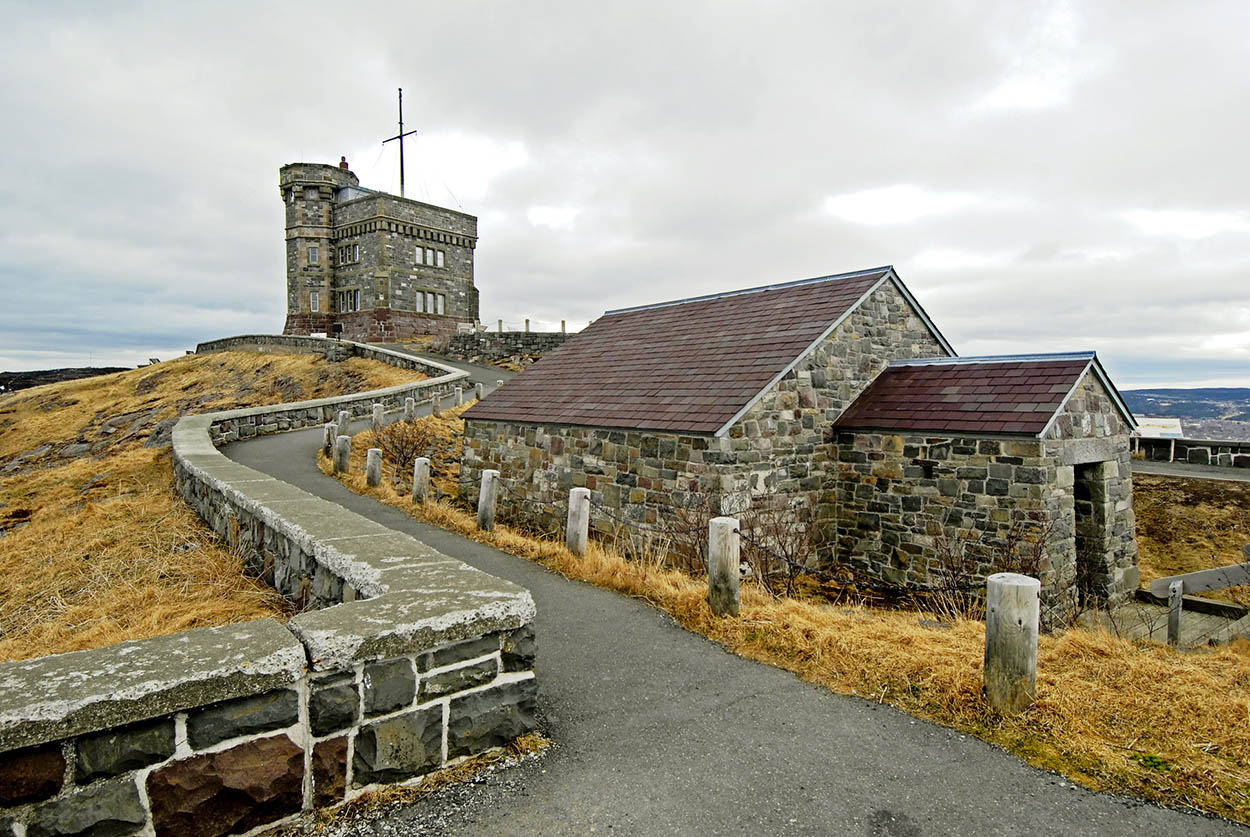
[444,331,572,363]
[461,280,948,535]
[834,371,1137,620]
[280,162,478,342]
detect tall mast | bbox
[382,87,418,197]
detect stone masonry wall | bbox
[0,340,539,837]
[1137,436,1250,468]
[445,331,573,364]
[460,278,950,538]
[833,371,1138,621]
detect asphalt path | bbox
[1132,459,1250,483]
[223,416,1247,836]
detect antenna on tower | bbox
[382,87,418,198]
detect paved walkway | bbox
[1132,459,1250,483]
[224,423,1247,835]
[374,345,518,387]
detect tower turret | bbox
[279,161,359,335]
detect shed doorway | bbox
[1073,461,1114,606]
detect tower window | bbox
[353,244,359,261]
[436,250,445,268]
[310,291,320,313]
[308,246,319,265]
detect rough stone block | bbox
[312,737,348,808]
[352,708,443,787]
[501,625,536,673]
[0,742,65,805]
[27,777,145,837]
[147,734,304,837]
[76,717,175,783]
[419,636,500,672]
[447,678,537,759]
[308,675,358,737]
[363,659,417,717]
[187,689,299,750]
[420,659,498,701]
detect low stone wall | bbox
[0,338,540,837]
[1136,436,1250,468]
[444,331,571,363]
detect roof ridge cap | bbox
[888,351,1096,368]
[603,266,894,316]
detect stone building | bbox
[460,266,1140,614]
[280,158,478,341]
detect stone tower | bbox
[280,158,479,341]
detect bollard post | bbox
[525,318,530,332]
[984,573,1040,714]
[455,386,464,406]
[707,517,740,617]
[322,422,336,457]
[431,395,441,418]
[566,487,590,557]
[561,319,566,334]
[475,382,485,401]
[403,397,415,421]
[365,448,382,487]
[371,403,384,431]
[1167,579,1184,647]
[477,470,499,531]
[333,435,351,474]
[336,409,351,438]
[496,379,504,390]
[497,319,503,333]
[412,457,431,502]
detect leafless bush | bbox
[739,498,823,597]
[368,420,435,475]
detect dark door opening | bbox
[1073,461,1111,607]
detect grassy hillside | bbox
[0,351,426,662]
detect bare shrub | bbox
[738,498,823,597]
[369,419,435,476]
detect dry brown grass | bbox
[1135,474,1250,603]
[326,421,1250,824]
[0,351,427,662]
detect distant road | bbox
[1132,459,1250,483]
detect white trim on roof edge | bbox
[711,268,957,437]
[889,351,1094,367]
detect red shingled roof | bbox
[833,354,1119,437]
[465,267,947,434]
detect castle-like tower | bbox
[280,158,479,341]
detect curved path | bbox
[224,415,1245,836]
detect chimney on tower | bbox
[339,156,350,170]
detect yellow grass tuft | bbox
[0,351,427,661]
[327,421,1250,824]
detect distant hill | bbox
[1122,387,1250,441]
[0,367,129,393]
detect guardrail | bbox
[1149,545,1250,645]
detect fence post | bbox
[525,318,530,332]
[566,487,590,557]
[365,448,382,487]
[371,403,384,431]
[431,395,441,418]
[984,573,1040,714]
[322,423,335,457]
[475,382,485,401]
[477,470,499,531]
[707,517,740,617]
[497,319,503,333]
[1167,579,1184,647]
[455,386,464,406]
[333,435,351,474]
[561,319,566,334]
[412,457,431,502]
[403,397,415,421]
[496,379,504,390]
[336,409,351,438]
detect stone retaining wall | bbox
[445,331,571,363]
[1136,436,1250,468]
[0,337,540,837]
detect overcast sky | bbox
[1,1,1247,388]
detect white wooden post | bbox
[708,517,740,617]
[477,470,499,531]
[336,409,351,438]
[412,457,431,502]
[475,382,485,400]
[431,395,441,417]
[497,319,503,333]
[403,397,415,421]
[365,448,382,487]
[371,403,384,431]
[322,422,336,457]
[984,573,1040,714]
[1167,579,1184,647]
[566,487,590,557]
[496,379,504,389]
[333,435,351,473]
[455,386,464,406]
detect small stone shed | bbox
[832,353,1139,613]
[460,266,1139,610]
